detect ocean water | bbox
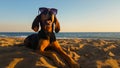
[0,32,120,39]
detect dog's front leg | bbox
[38,39,65,67]
[51,41,80,68]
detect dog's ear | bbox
[32,15,40,32]
[54,16,60,33]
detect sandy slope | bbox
[0,37,120,68]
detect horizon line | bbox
[0,31,120,33]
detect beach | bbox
[0,37,120,68]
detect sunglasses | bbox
[39,7,57,15]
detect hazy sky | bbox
[0,0,120,32]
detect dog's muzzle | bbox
[41,14,55,24]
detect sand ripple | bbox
[0,37,120,68]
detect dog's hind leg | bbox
[51,41,80,68]
[37,39,65,67]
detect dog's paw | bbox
[70,61,80,68]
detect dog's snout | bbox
[47,20,51,23]
[46,20,52,25]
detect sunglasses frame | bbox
[39,7,58,15]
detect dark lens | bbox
[39,7,48,12]
[50,8,57,15]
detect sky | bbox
[0,0,120,32]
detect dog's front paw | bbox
[70,61,80,68]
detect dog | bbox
[24,7,79,68]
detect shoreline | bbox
[1,36,120,40]
[1,32,120,40]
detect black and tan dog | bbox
[24,7,79,68]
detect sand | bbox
[0,37,120,68]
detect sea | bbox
[0,32,120,39]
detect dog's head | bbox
[32,7,60,33]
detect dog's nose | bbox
[46,20,51,24]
